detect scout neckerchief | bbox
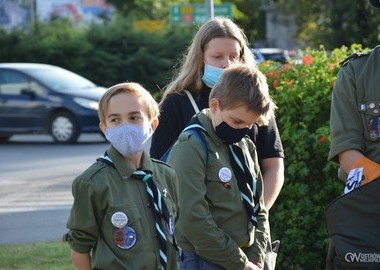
[132,169,171,270]
[228,144,260,227]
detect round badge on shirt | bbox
[111,211,129,228]
[218,167,232,183]
[114,226,137,249]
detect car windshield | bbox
[26,67,96,93]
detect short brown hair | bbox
[98,82,159,123]
[209,64,276,126]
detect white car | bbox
[251,48,290,64]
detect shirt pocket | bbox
[107,207,143,232]
[102,206,144,252]
[205,162,239,203]
[358,100,380,142]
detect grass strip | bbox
[0,241,72,270]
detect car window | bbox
[0,70,45,96]
[26,67,96,93]
[251,48,290,64]
[251,49,265,64]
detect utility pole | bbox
[205,0,214,19]
[30,0,37,31]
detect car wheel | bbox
[0,135,12,142]
[49,112,80,143]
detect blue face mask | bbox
[202,64,224,88]
[215,121,250,144]
[105,124,152,156]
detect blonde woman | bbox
[150,17,284,212]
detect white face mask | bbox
[105,123,153,156]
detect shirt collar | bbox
[107,145,155,180]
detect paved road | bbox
[0,134,108,244]
[0,209,71,244]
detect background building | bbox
[0,0,113,31]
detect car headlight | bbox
[73,97,99,110]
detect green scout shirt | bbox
[167,109,269,270]
[65,145,180,270]
[329,46,380,168]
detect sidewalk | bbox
[0,208,70,244]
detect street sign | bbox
[170,3,233,25]
[134,20,166,32]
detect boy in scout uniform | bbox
[64,82,180,270]
[326,1,380,268]
[166,64,275,270]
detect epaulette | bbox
[80,162,107,179]
[151,158,173,168]
[339,50,371,67]
[97,156,115,168]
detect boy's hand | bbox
[243,261,263,270]
[71,250,91,270]
[344,156,380,194]
[352,156,380,185]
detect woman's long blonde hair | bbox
[161,17,255,104]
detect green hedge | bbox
[259,44,366,269]
[0,19,195,93]
[0,20,368,268]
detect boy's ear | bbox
[99,122,106,135]
[209,98,219,113]
[151,118,159,131]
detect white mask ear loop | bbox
[211,101,223,129]
[142,126,153,144]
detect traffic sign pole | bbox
[205,0,214,19]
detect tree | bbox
[230,0,265,46]
[273,0,380,49]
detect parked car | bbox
[0,63,107,143]
[251,48,290,64]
